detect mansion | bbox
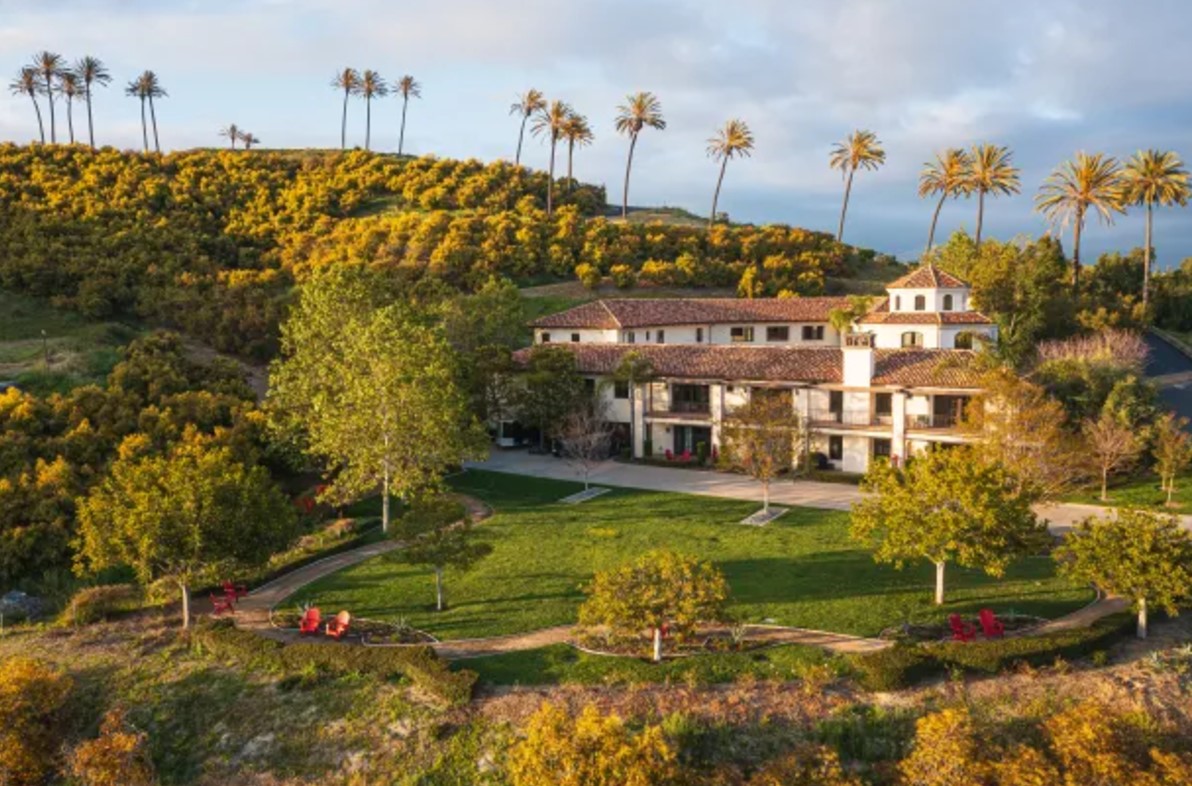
[513,265,997,474]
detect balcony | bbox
[809,409,892,429]
[647,401,712,420]
[905,413,962,431]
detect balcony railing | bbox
[669,400,711,414]
[809,409,892,428]
[905,413,961,430]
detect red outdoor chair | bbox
[665,449,674,461]
[325,610,351,640]
[298,607,322,636]
[210,593,235,616]
[949,614,977,642]
[978,608,1005,638]
[222,580,248,601]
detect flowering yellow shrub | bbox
[0,657,74,786]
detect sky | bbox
[3,0,1192,266]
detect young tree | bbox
[1152,413,1192,507]
[613,350,654,456]
[579,549,728,662]
[75,432,296,629]
[1083,411,1143,501]
[393,495,491,612]
[719,392,803,513]
[1056,509,1192,638]
[558,394,614,489]
[850,446,1046,605]
[515,344,587,452]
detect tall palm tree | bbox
[124,77,150,153]
[238,130,261,150]
[614,91,666,219]
[560,111,593,193]
[531,100,572,217]
[967,144,1020,247]
[357,70,388,151]
[31,51,64,143]
[395,75,420,156]
[125,71,166,153]
[57,70,81,145]
[74,56,111,149]
[509,88,546,166]
[220,124,241,149]
[828,129,885,242]
[706,119,755,228]
[1035,152,1126,291]
[8,67,45,143]
[1120,149,1190,309]
[918,148,972,253]
[331,68,361,150]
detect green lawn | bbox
[288,470,1092,641]
[1066,472,1191,513]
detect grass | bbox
[1065,472,1192,513]
[0,289,142,394]
[289,470,1092,641]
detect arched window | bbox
[913,295,926,311]
[954,331,975,350]
[943,294,954,311]
[901,331,924,348]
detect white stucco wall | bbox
[887,287,968,313]
[536,327,618,344]
[866,323,944,349]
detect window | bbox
[766,326,790,342]
[625,331,636,344]
[645,331,651,342]
[801,325,825,341]
[829,390,844,414]
[894,295,902,311]
[657,329,665,344]
[943,294,954,311]
[541,332,551,343]
[828,435,843,461]
[914,295,926,311]
[954,331,974,350]
[571,333,580,343]
[614,380,629,399]
[874,392,892,416]
[901,331,924,348]
[696,327,704,343]
[730,326,754,342]
[583,378,596,395]
[872,438,892,458]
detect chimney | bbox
[842,332,874,388]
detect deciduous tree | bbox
[1152,413,1192,507]
[515,344,587,452]
[1083,410,1143,501]
[558,393,614,489]
[393,495,491,611]
[719,391,803,513]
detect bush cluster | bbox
[57,583,141,626]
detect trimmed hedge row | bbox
[849,613,1135,691]
[193,621,476,708]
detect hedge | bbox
[849,613,1135,691]
[193,621,476,708]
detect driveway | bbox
[1146,332,1192,427]
[470,451,1192,534]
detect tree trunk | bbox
[926,192,946,253]
[629,385,637,458]
[86,87,95,149]
[45,75,56,143]
[836,168,855,242]
[1137,597,1147,639]
[762,477,770,513]
[1167,477,1176,506]
[66,99,75,144]
[365,97,371,151]
[149,96,160,153]
[1071,208,1084,291]
[180,581,191,630]
[546,136,557,216]
[435,566,445,612]
[621,133,638,219]
[399,97,409,155]
[975,189,986,247]
[709,157,728,229]
[1100,467,1109,501]
[566,139,576,195]
[139,97,148,153]
[382,463,391,534]
[934,561,946,605]
[1142,202,1153,310]
[515,114,529,165]
[340,89,349,149]
[29,94,45,143]
[652,626,663,663]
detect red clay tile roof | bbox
[512,344,984,389]
[887,264,969,289]
[858,297,994,325]
[529,297,852,329]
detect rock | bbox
[0,590,44,621]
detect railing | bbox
[905,413,961,430]
[669,400,711,414]
[809,409,890,427]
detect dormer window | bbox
[901,331,924,348]
[943,294,954,311]
[914,295,926,311]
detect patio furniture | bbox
[298,607,321,636]
[210,593,235,616]
[222,580,248,601]
[325,610,351,640]
[948,614,977,642]
[978,608,1005,638]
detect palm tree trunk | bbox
[621,132,639,219]
[567,140,575,195]
[1142,202,1153,310]
[148,96,160,153]
[975,189,986,247]
[29,93,45,143]
[399,96,408,155]
[45,75,56,143]
[709,157,728,228]
[139,97,148,153]
[365,96,372,151]
[86,86,95,149]
[546,136,557,216]
[340,88,349,149]
[926,192,946,253]
[515,114,528,165]
[66,98,75,144]
[1071,210,1084,291]
[836,168,855,241]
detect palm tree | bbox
[357,70,388,151]
[124,77,150,152]
[706,119,755,228]
[531,99,572,216]
[331,68,361,149]
[614,91,666,219]
[125,71,166,153]
[31,51,64,143]
[57,70,81,144]
[509,88,546,166]
[1120,150,1190,308]
[220,124,241,149]
[74,56,111,149]
[918,148,972,253]
[828,129,885,242]
[967,144,1020,247]
[1035,152,1126,291]
[238,130,261,150]
[560,111,593,193]
[8,67,45,143]
[395,75,420,156]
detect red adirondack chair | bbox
[949,614,977,642]
[325,610,351,640]
[298,607,321,636]
[978,608,1005,638]
[222,580,248,601]
[210,593,235,616]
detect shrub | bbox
[609,264,636,289]
[696,441,709,466]
[574,263,602,289]
[68,707,157,786]
[58,584,142,627]
[0,657,74,786]
[848,644,935,692]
